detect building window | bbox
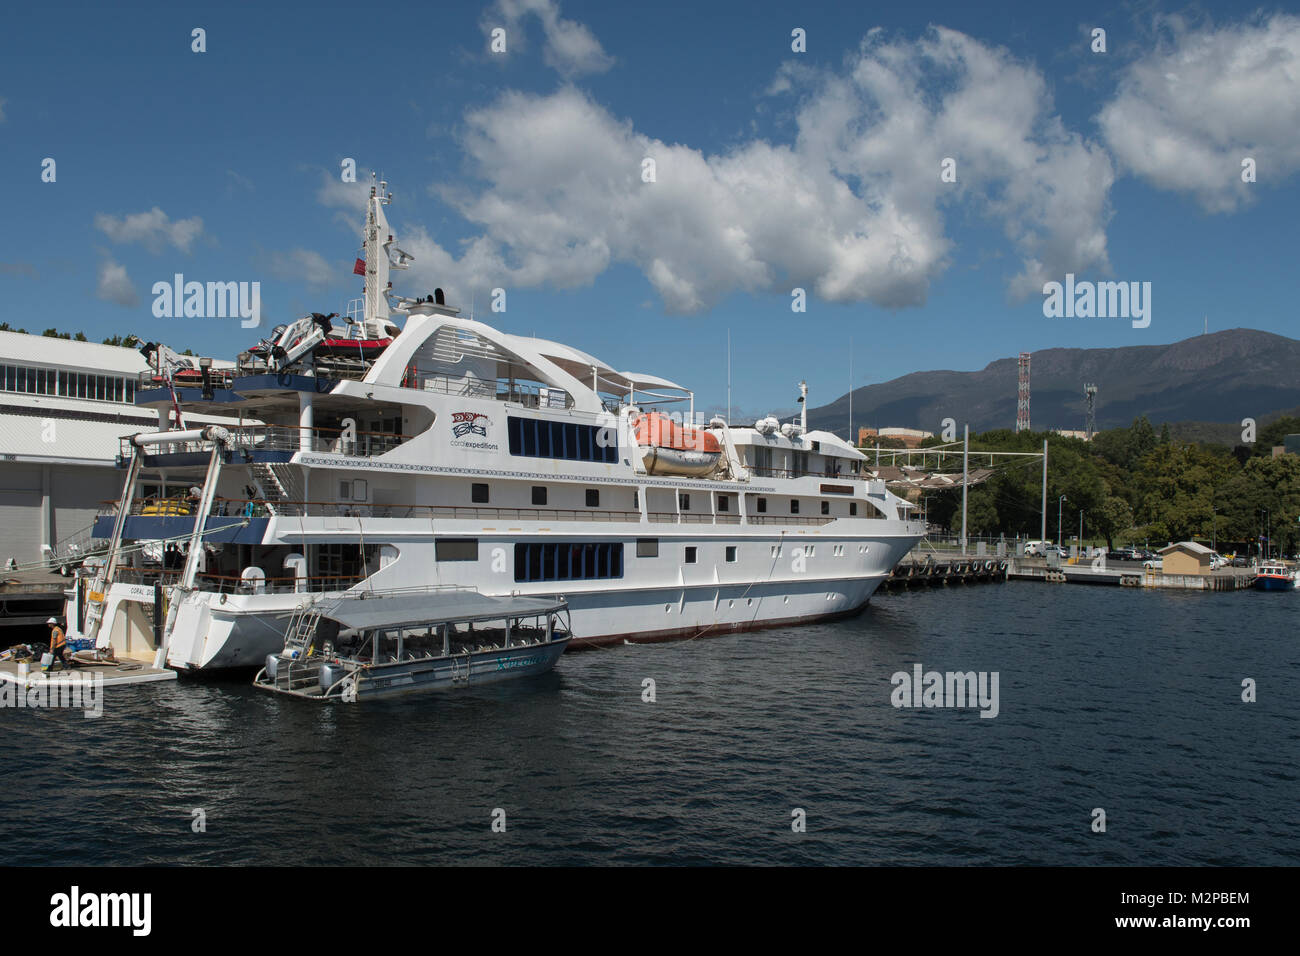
[514,542,624,582]
[435,538,478,561]
[725,546,737,563]
[821,501,830,515]
[718,496,730,512]
[684,546,697,564]
[507,416,617,463]
[791,499,800,514]
[585,489,599,508]
[532,486,548,506]
[679,493,690,510]
[471,483,489,503]
[756,497,767,513]
[636,538,658,557]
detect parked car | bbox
[1106,550,1134,562]
[1231,556,1250,568]
[1143,557,1163,570]
[1023,541,1048,556]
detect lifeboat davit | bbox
[634,412,722,476]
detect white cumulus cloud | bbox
[488,0,613,76]
[1098,13,1300,212]
[403,27,1113,312]
[94,207,204,254]
[95,259,139,307]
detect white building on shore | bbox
[0,330,234,565]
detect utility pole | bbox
[1058,495,1067,548]
[1040,438,1048,544]
[961,424,969,555]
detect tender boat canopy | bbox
[307,591,567,631]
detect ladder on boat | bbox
[249,462,303,516]
[284,605,324,654]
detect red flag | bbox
[353,258,366,276]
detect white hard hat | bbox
[47,617,58,625]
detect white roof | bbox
[803,430,867,461]
[0,413,138,464]
[1159,541,1214,556]
[0,330,149,374]
[0,330,237,373]
[497,332,687,395]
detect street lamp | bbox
[1057,495,1067,548]
[1078,510,1084,555]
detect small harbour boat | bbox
[253,589,570,702]
[1253,562,1295,591]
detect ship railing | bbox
[189,573,369,595]
[133,368,237,390]
[748,466,865,481]
[649,511,833,527]
[408,373,574,410]
[98,497,838,526]
[118,424,409,461]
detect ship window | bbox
[684,546,697,564]
[633,491,639,509]
[821,501,830,515]
[532,486,548,506]
[514,542,624,582]
[757,497,767,513]
[850,502,858,516]
[679,493,690,510]
[718,496,730,512]
[791,499,800,514]
[585,489,599,507]
[636,538,658,557]
[507,416,617,463]
[471,483,489,503]
[726,546,737,563]
[436,538,478,561]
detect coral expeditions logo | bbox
[449,411,498,451]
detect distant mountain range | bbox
[806,329,1300,439]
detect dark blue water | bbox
[2,582,1296,865]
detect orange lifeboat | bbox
[633,412,722,476]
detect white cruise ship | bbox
[66,179,925,669]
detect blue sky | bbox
[2,0,1299,425]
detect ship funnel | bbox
[434,288,445,305]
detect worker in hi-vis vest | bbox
[45,617,67,672]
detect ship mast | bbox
[361,174,411,338]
